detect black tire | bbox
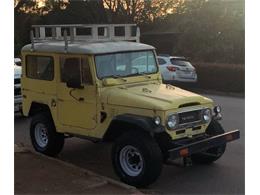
[191,120,226,164]
[112,131,163,187]
[30,112,64,157]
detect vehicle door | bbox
[57,55,97,129]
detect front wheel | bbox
[191,120,226,164]
[112,131,163,187]
[30,112,64,157]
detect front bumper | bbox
[168,129,240,159]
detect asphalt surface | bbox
[15,94,245,195]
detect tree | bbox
[103,0,183,23]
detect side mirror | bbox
[66,78,83,89]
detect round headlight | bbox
[214,105,221,114]
[167,114,178,129]
[203,108,212,122]
[154,116,161,125]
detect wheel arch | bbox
[28,102,52,117]
[102,114,165,142]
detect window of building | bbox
[26,55,54,81]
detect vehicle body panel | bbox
[21,41,213,140]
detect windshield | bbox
[95,50,158,79]
[170,59,192,67]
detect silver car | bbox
[157,55,197,82]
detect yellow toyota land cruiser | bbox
[21,24,239,187]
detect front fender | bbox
[113,114,165,133]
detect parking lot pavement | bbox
[15,144,141,195]
[15,94,245,194]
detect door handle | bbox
[78,97,84,102]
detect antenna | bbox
[64,30,68,53]
[30,30,35,51]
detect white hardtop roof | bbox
[22,41,155,55]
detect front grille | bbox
[179,110,202,124]
[14,87,21,96]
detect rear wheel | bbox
[191,120,226,164]
[30,112,64,157]
[112,131,163,187]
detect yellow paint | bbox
[21,51,214,140]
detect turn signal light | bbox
[225,134,233,141]
[179,148,189,157]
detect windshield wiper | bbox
[103,75,127,82]
[127,72,151,79]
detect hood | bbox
[102,83,213,111]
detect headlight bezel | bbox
[202,108,212,123]
[166,113,179,130]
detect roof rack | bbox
[31,24,140,42]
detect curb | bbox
[15,144,141,194]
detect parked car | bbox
[157,55,197,82]
[14,64,22,113]
[21,24,239,187]
[14,57,22,66]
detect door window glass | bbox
[60,57,93,85]
[60,57,81,83]
[81,58,93,85]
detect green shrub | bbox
[175,63,245,94]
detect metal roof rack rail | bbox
[30,24,140,43]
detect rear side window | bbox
[170,59,192,67]
[158,58,167,65]
[26,55,54,81]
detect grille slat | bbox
[179,110,202,124]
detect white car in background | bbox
[14,63,22,113]
[157,55,197,82]
[15,57,22,66]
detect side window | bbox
[81,58,93,85]
[60,57,93,85]
[158,58,167,65]
[26,55,54,81]
[60,57,81,83]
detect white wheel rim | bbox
[119,145,144,177]
[34,123,48,148]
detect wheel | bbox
[30,112,64,157]
[191,120,226,164]
[112,131,163,187]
